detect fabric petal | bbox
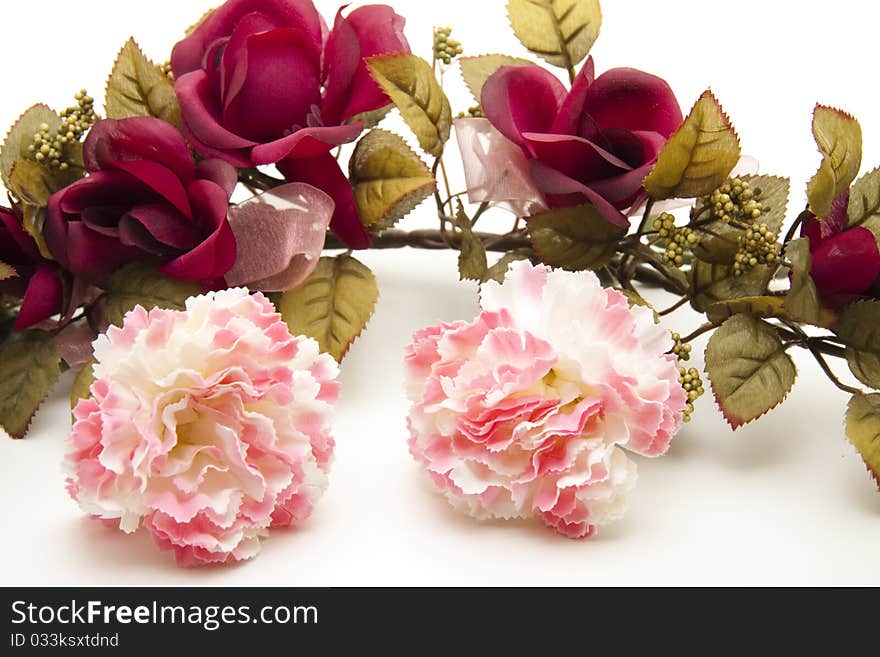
[481,65,567,147]
[15,265,62,330]
[250,122,363,165]
[583,68,683,139]
[225,183,334,291]
[810,226,880,300]
[528,161,630,227]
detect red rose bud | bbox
[481,59,683,226]
[44,117,237,284]
[171,0,411,248]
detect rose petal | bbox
[15,265,62,330]
[551,57,596,135]
[481,65,567,147]
[54,318,98,371]
[277,152,371,249]
[250,122,363,165]
[125,204,202,250]
[528,161,630,227]
[196,159,238,198]
[583,67,683,139]
[810,226,880,301]
[225,182,334,291]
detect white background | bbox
[1,0,879,586]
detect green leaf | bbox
[807,105,862,219]
[1,104,60,189]
[528,203,625,270]
[366,54,452,157]
[834,299,880,352]
[689,259,774,312]
[644,90,741,200]
[706,295,835,329]
[105,39,181,128]
[846,349,880,390]
[846,167,880,238]
[0,261,15,281]
[349,129,436,232]
[278,254,379,362]
[705,314,797,429]
[94,261,200,328]
[506,0,602,72]
[7,158,80,207]
[70,358,96,412]
[0,331,62,438]
[844,393,880,488]
[484,249,534,283]
[783,238,821,324]
[747,175,791,236]
[459,54,532,103]
[454,206,488,281]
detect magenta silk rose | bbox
[171,0,411,248]
[0,206,62,330]
[45,117,237,285]
[802,190,880,309]
[481,58,683,226]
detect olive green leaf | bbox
[278,254,379,362]
[454,206,488,281]
[689,259,774,313]
[706,295,835,329]
[366,54,452,157]
[349,129,436,232]
[18,203,53,261]
[783,238,821,325]
[0,104,60,189]
[747,175,790,235]
[70,358,97,412]
[846,349,880,390]
[459,54,533,102]
[0,261,15,281]
[94,261,200,329]
[644,90,741,200]
[0,330,62,438]
[846,167,880,238]
[807,105,861,219]
[106,38,181,128]
[506,0,601,72]
[844,393,880,488]
[705,314,797,429]
[834,299,880,352]
[484,249,534,284]
[528,203,625,270]
[7,158,80,207]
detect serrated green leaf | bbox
[528,203,625,270]
[783,238,821,324]
[846,167,880,239]
[1,104,60,190]
[0,330,61,438]
[459,54,532,103]
[484,249,534,283]
[366,54,452,157]
[846,349,880,390]
[19,203,53,261]
[705,314,796,429]
[346,105,392,130]
[834,299,880,352]
[105,38,181,128]
[349,129,435,232]
[70,358,96,412]
[454,206,487,281]
[706,295,836,329]
[278,254,378,362]
[7,158,80,207]
[644,90,741,200]
[807,105,861,220]
[95,261,200,328]
[844,393,880,488]
[0,261,15,281]
[506,0,601,72]
[689,259,774,312]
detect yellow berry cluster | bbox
[732,223,779,276]
[670,332,693,361]
[160,61,174,81]
[28,90,97,171]
[678,366,705,422]
[455,106,485,119]
[434,26,463,65]
[653,212,700,267]
[709,178,764,225]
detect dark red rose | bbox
[45,117,237,284]
[0,206,62,330]
[802,190,880,308]
[171,0,411,248]
[481,58,683,226]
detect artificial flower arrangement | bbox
[1,0,879,565]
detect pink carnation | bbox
[404,262,686,538]
[64,289,339,566]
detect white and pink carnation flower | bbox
[64,289,339,566]
[404,261,686,538]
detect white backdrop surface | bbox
[1,0,879,586]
